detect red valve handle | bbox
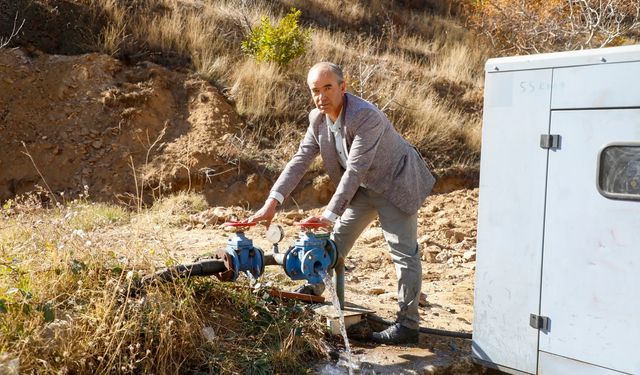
[223,221,257,227]
[293,221,328,229]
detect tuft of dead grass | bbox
[0,192,325,374]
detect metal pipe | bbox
[333,257,345,309]
[264,253,286,266]
[366,315,472,339]
[142,259,227,285]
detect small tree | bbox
[241,8,311,66]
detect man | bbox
[247,62,435,344]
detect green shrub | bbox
[241,8,311,66]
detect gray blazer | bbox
[271,93,435,216]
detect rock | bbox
[91,140,102,149]
[379,292,397,301]
[422,247,440,263]
[368,288,385,295]
[445,229,466,243]
[362,228,383,244]
[212,207,229,221]
[436,249,453,263]
[202,326,217,342]
[462,250,476,262]
[434,218,452,228]
[418,234,430,245]
[189,208,219,227]
[423,365,437,374]
[418,292,429,307]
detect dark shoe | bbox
[370,323,419,345]
[292,283,325,296]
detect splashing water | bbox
[319,270,357,375]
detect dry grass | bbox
[82,0,488,172]
[0,193,325,374]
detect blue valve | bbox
[217,223,264,282]
[283,231,337,284]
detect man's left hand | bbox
[300,215,333,227]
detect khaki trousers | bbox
[331,187,422,330]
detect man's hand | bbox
[245,198,278,227]
[300,215,333,228]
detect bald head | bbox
[308,62,344,84]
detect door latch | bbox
[530,313,550,331]
[540,134,561,149]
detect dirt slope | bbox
[1,48,268,205]
[1,48,358,209]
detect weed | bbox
[0,194,324,373]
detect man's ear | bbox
[340,80,346,94]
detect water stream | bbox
[319,270,357,375]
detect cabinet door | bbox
[474,69,552,375]
[540,109,640,374]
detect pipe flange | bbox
[325,239,338,269]
[214,248,238,282]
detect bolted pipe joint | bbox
[283,231,337,284]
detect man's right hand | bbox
[244,198,278,227]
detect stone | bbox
[202,326,217,342]
[435,218,452,228]
[418,292,429,307]
[379,292,397,301]
[445,229,466,243]
[422,248,440,263]
[418,234,430,244]
[424,365,437,374]
[362,228,383,244]
[462,250,476,262]
[212,207,229,221]
[368,288,385,295]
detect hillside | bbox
[0,0,484,206]
[3,0,638,374]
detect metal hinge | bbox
[540,134,561,149]
[530,314,550,331]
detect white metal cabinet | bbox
[540,109,640,374]
[473,45,640,375]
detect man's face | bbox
[307,68,346,120]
